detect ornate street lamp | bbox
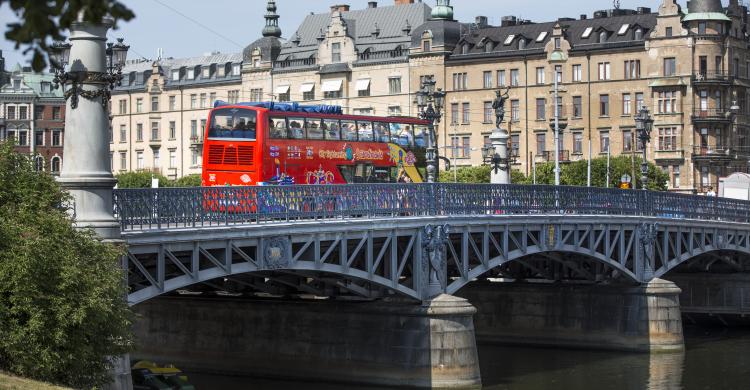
[417,76,446,183]
[634,106,654,190]
[49,37,129,109]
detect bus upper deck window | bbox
[341,120,357,141]
[391,123,414,147]
[270,117,287,139]
[288,118,306,139]
[414,125,428,147]
[375,123,390,143]
[323,119,341,140]
[307,118,324,140]
[209,108,257,140]
[358,121,373,142]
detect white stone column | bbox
[490,127,510,184]
[56,18,132,390]
[57,18,120,239]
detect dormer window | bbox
[232,64,241,76]
[187,68,195,80]
[331,42,342,63]
[484,41,493,53]
[518,39,526,50]
[462,43,470,54]
[423,40,431,52]
[504,34,515,45]
[202,66,210,78]
[554,37,561,49]
[582,27,593,38]
[634,28,643,40]
[599,31,607,43]
[217,66,225,77]
[172,69,180,81]
[699,22,706,34]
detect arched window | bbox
[51,156,61,174]
[634,28,643,40]
[34,155,44,172]
[462,44,470,54]
[518,39,526,50]
[484,41,493,53]
[599,31,608,43]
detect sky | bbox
[1,0,665,68]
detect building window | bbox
[52,106,61,120]
[555,96,563,118]
[187,69,195,80]
[536,133,546,156]
[117,100,126,115]
[202,67,210,79]
[450,103,459,125]
[657,91,677,113]
[19,106,27,120]
[34,130,44,147]
[324,89,341,99]
[210,92,216,105]
[510,69,520,86]
[191,149,200,166]
[136,151,144,170]
[511,134,520,157]
[169,95,176,111]
[52,130,61,146]
[388,106,401,116]
[120,125,127,143]
[483,71,492,89]
[303,87,315,101]
[672,165,681,188]
[190,94,197,109]
[573,96,582,118]
[136,123,143,142]
[452,72,468,91]
[153,149,160,169]
[698,22,707,35]
[497,70,506,86]
[191,120,198,138]
[151,122,160,141]
[169,121,176,140]
[119,152,127,170]
[511,100,520,121]
[536,67,545,85]
[423,40,431,52]
[151,96,159,112]
[623,129,633,151]
[34,106,44,120]
[665,26,673,37]
[136,98,143,113]
[554,65,562,83]
[169,149,177,168]
[598,62,611,80]
[172,70,180,81]
[536,98,546,120]
[251,88,264,101]
[232,64,241,76]
[663,57,676,76]
[6,106,15,119]
[331,42,342,63]
[357,81,371,97]
[389,77,402,94]
[624,60,640,79]
[228,90,240,104]
[17,129,28,146]
[599,94,609,116]
[483,101,493,123]
[635,92,645,111]
[201,119,206,135]
[658,127,678,151]
[200,93,207,108]
[622,94,632,115]
[279,89,292,101]
[599,31,608,43]
[554,37,561,49]
[461,103,470,124]
[600,131,610,153]
[573,132,583,154]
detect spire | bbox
[431,0,454,21]
[262,0,282,38]
[687,0,724,13]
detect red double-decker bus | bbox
[201,102,430,186]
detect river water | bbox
[186,326,750,390]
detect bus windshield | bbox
[207,108,257,140]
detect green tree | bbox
[173,174,203,187]
[0,141,133,388]
[562,155,668,190]
[528,162,556,185]
[439,165,491,183]
[2,0,134,71]
[115,171,171,188]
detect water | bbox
[185,326,750,390]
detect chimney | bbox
[394,0,415,5]
[368,1,378,8]
[501,16,517,27]
[580,14,587,20]
[330,4,350,13]
[475,16,488,28]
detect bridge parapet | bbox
[114,184,750,232]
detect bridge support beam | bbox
[457,279,684,352]
[132,294,481,389]
[670,273,750,324]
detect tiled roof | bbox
[116,52,243,91]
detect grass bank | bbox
[0,372,71,390]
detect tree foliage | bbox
[0,141,133,388]
[173,174,203,188]
[114,172,203,188]
[2,0,134,71]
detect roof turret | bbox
[262,0,282,38]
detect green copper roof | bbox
[431,0,453,20]
[549,50,567,63]
[683,12,731,22]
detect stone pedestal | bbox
[132,294,481,389]
[458,278,683,352]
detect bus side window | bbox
[358,121,374,142]
[324,119,341,140]
[288,118,306,139]
[376,122,390,143]
[396,124,414,147]
[270,117,287,139]
[341,120,357,141]
[414,125,428,147]
[307,118,324,140]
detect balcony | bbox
[273,57,317,70]
[691,109,733,123]
[541,150,570,163]
[190,135,204,150]
[148,138,161,149]
[692,71,732,85]
[692,145,735,162]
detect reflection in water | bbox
[185,327,750,390]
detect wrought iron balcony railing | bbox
[692,71,732,83]
[112,183,750,231]
[692,109,732,121]
[273,57,317,69]
[542,150,570,162]
[692,145,735,160]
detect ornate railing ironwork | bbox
[113,184,750,231]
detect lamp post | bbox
[416,76,446,183]
[634,106,654,190]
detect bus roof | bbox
[214,101,342,114]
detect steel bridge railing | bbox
[113,184,750,232]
